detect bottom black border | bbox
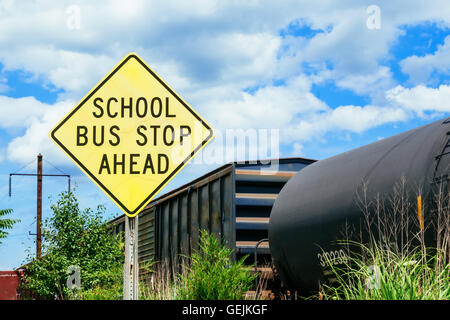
[1,300,447,318]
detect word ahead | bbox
[50,53,214,217]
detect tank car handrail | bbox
[254,238,269,293]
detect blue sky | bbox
[0,1,450,269]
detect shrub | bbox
[70,265,123,300]
[19,190,124,300]
[177,230,256,300]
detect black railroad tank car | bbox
[269,118,450,294]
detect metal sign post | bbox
[123,215,139,300]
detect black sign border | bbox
[51,54,214,216]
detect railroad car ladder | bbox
[432,128,450,186]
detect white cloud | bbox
[400,36,450,85]
[0,95,50,129]
[335,66,395,102]
[0,0,447,100]
[386,84,450,116]
[197,71,411,146]
[6,99,73,165]
[280,84,450,144]
[282,104,408,144]
[205,75,328,130]
[1,47,117,100]
[0,1,291,100]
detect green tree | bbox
[0,208,20,245]
[20,190,124,299]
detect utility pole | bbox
[36,154,42,258]
[9,154,71,259]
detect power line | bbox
[8,154,71,259]
[11,159,35,174]
[43,158,68,175]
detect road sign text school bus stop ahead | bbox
[50,53,214,217]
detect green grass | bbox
[139,260,181,300]
[318,179,450,300]
[320,242,450,300]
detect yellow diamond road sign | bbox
[50,53,214,217]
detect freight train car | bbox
[108,157,315,277]
[269,117,450,295]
